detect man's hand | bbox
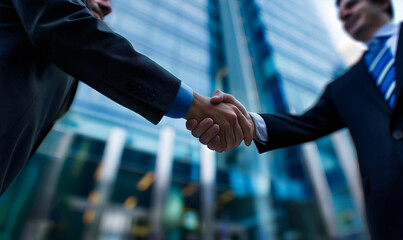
[186,118,221,149]
[184,91,252,153]
[185,90,256,152]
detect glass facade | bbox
[0,1,367,240]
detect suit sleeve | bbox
[11,0,181,124]
[255,83,345,153]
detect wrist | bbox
[248,112,263,140]
[183,92,208,120]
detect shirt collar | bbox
[365,21,399,47]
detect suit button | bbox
[392,130,403,140]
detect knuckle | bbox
[229,112,237,121]
[203,118,213,126]
[230,105,239,114]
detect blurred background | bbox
[1,0,403,239]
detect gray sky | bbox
[313,0,403,65]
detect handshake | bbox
[184,90,257,152]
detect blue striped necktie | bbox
[364,36,396,108]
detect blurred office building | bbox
[0,0,368,239]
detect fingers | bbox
[228,106,244,151]
[184,91,250,152]
[229,119,243,151]
[217,92,249,120]
[217,124,228,153]
[222,110,238,152]
[210,90,224,104]
[188,118,221,148]
[199,124,220,145]
[185,106,251,151]
[186,119,198,131]
[225,95,249,118]
[211,91,245,113]
[190,118,214,138]
[213,105,244,152]
[207,135,220,150]
[210,91,252,146]
[235,110,253,146]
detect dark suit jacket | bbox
[255,24,403,239]
[0,0,181,194]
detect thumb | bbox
[210,90,224,104]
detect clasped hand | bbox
[184,90,256,152]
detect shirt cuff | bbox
[249,112,268,142]
[165,82,193,118]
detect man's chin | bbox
[346,26,363,40]
[350,30,372,42]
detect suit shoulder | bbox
[328,58,365,88]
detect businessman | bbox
[188,0,402,239]
[0,0,254,196]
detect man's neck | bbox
[360,19,390,43]
[366,21,398,44]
